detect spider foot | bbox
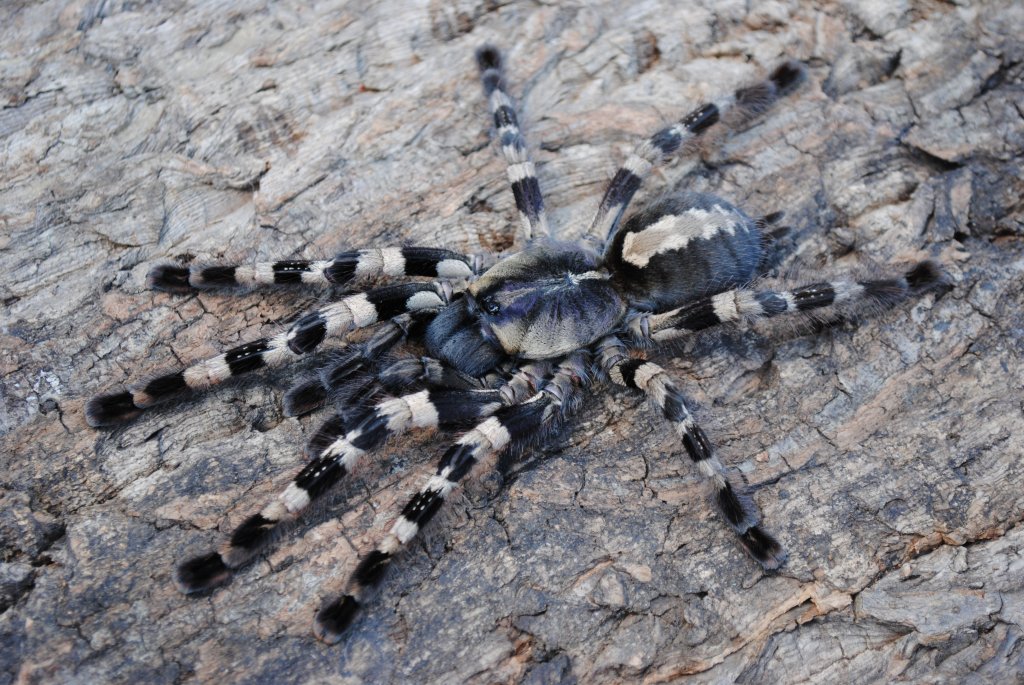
[175,552,232,594]
[905,260,950,295]
[314,595,361,645]
[147,264,192,292]
[739,525,787,571]
[769,61,807,94]
[226,513,281,559]
[85,390,141,427]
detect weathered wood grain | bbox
[2,0,1022,683]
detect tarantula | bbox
[86,46,945,643]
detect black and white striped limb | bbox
[313,353,589,643]
[282,311,438,417]
[627,261,947,344]
[174,385,509,594]
[86,283,455,426]
[476,46,550,244]
[175,360,556,593]
[300,356,524,461]
[598,336,785,569]
[305,359,551,460]
[586,61,806,249]
[148,247,477,292]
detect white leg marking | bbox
[183,356,232,389]
[303,260,334,285]
[345,293,379,328]
[280,483,312,513]
[253,262,275,284]
[355,250,384,278]
[405,390,440,428]
[391,517,419,544]
[377,396,412,433]
[262,332,298,367]
[380,247,406,277]
[632,362,662,391]
[436,259,473,279]
[623,153,655,177]
[506,162,537,184]
[711,291,739,322]
[405,291,444,310]
[473,416,512,452]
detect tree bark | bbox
[2,0,1022,683]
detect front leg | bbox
[86,282,452,426]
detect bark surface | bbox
[2,1,1023,683]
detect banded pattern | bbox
[586,61,806,249]
[598,336,785,569]
[313,353,589,644]
[629,261,946,343]
[174,386,507,594]
[148,247,475,292]
[303,360,546,462]
[476,46,549,243]
[282,311,435,417]
[86,283,452,427]
[607,193,762,311]
[82,44,955,650]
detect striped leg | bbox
[476,45,550,243]
[313,353,589,644]
[598,336,785,569]
[148,247,477,292]
[305,360,550,460]
[177,362,552,593]
[86,282,455,427]
[629,261,947,344]
[282,310,437,417]
[586,61,806,250]
[174,386,508,594]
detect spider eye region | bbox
[479,296,501,315]
[467,247,626,359]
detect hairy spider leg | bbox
[302,357,544,459]
[630,261,948,343]
[313,352,589,643]
[477,45,551,244]
[175,363,553,594]
[598,336,786,568]
[585,61,806,251]
[86,282,456,426]
[281,310,438,417]
[148,246,477,292]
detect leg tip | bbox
[227,513,279,554]
[313,595,361,645]
[85,391,141,427]
[739,526,788,571]
[175,552,232,594]
[475,45,505,95]
[147,264,192,293]
[770,60,807,95]
[905,260,951,296]
[475,45,502,72]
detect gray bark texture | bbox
[2,0,1023,683]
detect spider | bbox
[86,46,946,644]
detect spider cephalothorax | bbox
[85,45,947,644]
[428,246,625,369]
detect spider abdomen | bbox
[607,192,763,311]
